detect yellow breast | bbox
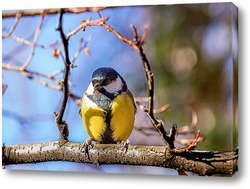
[80,94,106,142]
[80,91,135,143]
[110,92,135,141]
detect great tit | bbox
[79,67,136,145]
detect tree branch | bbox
[130,25,178,148]
[20,13,45,70]
[2,12,22,38]
[2,62,81,104]
[54,9,70,142]
[2,141,238,176]
[2,7,109,18]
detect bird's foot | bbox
[120,139,130,153]
[81,138,94,159]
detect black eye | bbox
[103,78,112,85]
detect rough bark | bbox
[2,141,238,176]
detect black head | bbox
[91,67,127,91]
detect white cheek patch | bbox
[86,82,94,95]
[103,76,123,94]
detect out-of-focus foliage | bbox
[147,3,238,151]
[2,3,238,174]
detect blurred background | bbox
[2,2,238,175]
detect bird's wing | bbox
[127,89,137,113]
[79,108,82,117]
[78,96,83,117]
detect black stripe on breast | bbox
[100,109,116,144]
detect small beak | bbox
[93,83,103,91]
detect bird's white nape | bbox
[103,76,123,94]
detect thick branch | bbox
[2,141,238,176]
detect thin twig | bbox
[177,110,198,134]
[66,17,108,40]
[173,130,202,153]
[139,25,149,47]
[2,62,80,104]
[10,35,59,49]
[2,78,8,95]
[153,103,170,114]
[10,35,37,46]
[2,63,21,71]
[67,17,140,52]
[71,37,92,64]
[21,71,63,90]
[2,12,22,38]
[3,63,61,86]
[21,13,45,70]
[175,136,204,146]
[101,22,140,52]
[135,97,155,103]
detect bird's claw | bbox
[120,139,130,153]
[81,138,93,159]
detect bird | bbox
[79,67,136,149]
